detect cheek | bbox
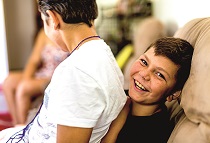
[130,62,140,76]
[43,24,49,37]
[151,80,173,98]
[151,80,167,93]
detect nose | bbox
[139,69,150,81]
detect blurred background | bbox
[1,0,210,83]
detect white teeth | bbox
[135,80,146,91]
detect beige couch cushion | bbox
[168,17,210,143]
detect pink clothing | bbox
[35,45,69,78]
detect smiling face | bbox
[129,47,179,105]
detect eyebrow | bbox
[144,54,172,79]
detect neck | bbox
[62,24,99,52]
[131,100,162,116]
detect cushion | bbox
[169,17,210,142]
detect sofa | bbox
[166,17,210,143]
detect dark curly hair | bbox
[38,0,98,27]
[145,37,194,92]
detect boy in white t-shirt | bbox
[0,0,127,142]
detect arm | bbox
[22,28,47,79]
[101,97,131,143]
[57,125,93,143]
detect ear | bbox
[166,90,181,102]
[46,10,60,30]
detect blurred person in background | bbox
[2,27,69,126]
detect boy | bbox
[0,0,127,142]
[101,37,194,143]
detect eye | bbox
[156,72,166,80]
[140,59,148,66]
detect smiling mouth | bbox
[134,80,148,91]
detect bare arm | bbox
[57,124,93,143]
[101,97,131,143]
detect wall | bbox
[3,0,36,71]
[152,0,210,36]
[0,0,8,83]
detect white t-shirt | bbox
[2,39,127,143]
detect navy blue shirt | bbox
[116,90,172,143]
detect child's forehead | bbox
[146,48,179,75]
[144,47,169,59]
[144,48,168,62]
[144,47,156,55]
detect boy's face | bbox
[129,47,179,105]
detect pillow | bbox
[174,17,210,141]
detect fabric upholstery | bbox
[167,17,210,143]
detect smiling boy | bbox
[0,0,127,142]
[101,37,194,143]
